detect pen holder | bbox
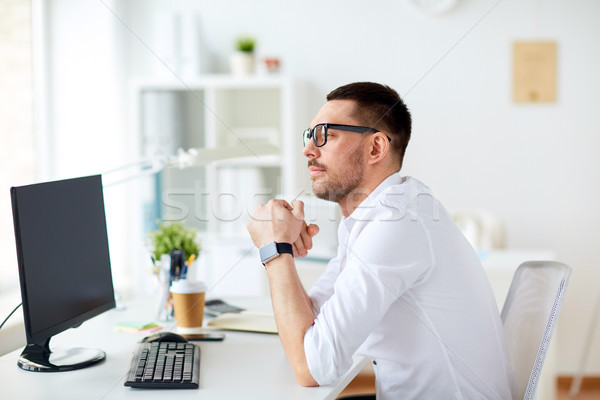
[155,254,174,321]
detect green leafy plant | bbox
[149,221,201,261]
[235,36,255,53]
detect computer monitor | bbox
[11,175,116,372]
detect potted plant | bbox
[230,36,256,76]
[150,221,201,281]
[148,221,202,320]
[150,221,201,263]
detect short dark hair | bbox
[326,82,412,169]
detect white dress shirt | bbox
[304,174,516,399]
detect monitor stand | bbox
[17,337,106,372]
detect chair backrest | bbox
[501,261,571,400]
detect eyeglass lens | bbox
[303,129,310,147]
[303,125,327,147]
[313,125,326,146]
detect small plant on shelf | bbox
[231,36,256,76]
[235,36,255,53]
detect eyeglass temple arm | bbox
[326,124,391,141]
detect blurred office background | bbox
[1,0,599,387]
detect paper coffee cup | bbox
[170,280,207,328]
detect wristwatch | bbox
[259,241,293,266]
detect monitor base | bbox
[17,339,106,372]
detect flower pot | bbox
[230,51,255,76]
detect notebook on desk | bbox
[207,309,278,334]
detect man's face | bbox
[303,100,367,202]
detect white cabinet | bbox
[132,74,308,238]
[131,75,309,296]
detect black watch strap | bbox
[275,242,293,256]
[260,241,293,266]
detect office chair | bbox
[338,260,570,400]
[501,261,571,400]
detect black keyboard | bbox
[124,342,200,389]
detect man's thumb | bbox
[291,200,305,219]
[307,224,319,237]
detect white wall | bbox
[42,0,600,374]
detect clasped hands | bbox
[247,199,319,258]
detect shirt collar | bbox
[341,172,404,228]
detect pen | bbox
[150,255,160,276]
[180,254,195,280]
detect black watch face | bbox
[260,242,279,264]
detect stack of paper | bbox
[115,321,162,334]
[207,309,278,334]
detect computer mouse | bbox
[140,331,188,343]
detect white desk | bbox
[0,297,365,400]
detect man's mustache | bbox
[308,160,327,170]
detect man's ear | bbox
[367,132,391,165]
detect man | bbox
[246,82,516,399]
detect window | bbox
[0,0,35,291]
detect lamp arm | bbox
[102,139,280,187]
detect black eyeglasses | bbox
[302,123,390,147]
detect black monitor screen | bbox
[11,175,115,345]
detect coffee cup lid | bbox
[170,279,207,294]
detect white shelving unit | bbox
[132,74,308,235]
[130,74,309,296]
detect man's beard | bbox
[310,146,364,203]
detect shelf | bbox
[133,74,304,242]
